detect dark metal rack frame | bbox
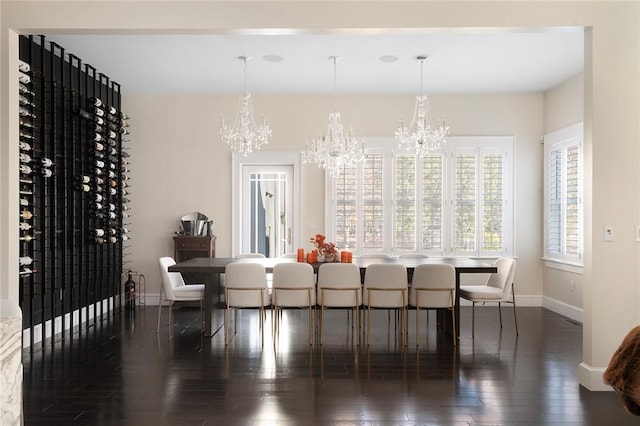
[18,35,129,352]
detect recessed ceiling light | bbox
[263,54,284,62]
[379,55,398,63]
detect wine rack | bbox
[18,35,131,350]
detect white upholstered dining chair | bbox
[409,263,457,347]
[363,263,408,347]
[157,257,205,334]
[271,262,316,345]
[224,262,271,346]
[459,257,518,337]
[316,263,363,346]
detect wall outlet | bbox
[603,226,614,242]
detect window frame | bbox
[543,122,583,266]
[325,136,514,257]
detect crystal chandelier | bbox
[219,56,271,155]
[303,56,364,177]
[396,56,450,156]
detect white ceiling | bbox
[47,29,584,95]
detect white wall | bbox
[542,73,584,319]
[125,92,543,299]
[1,0,638,391]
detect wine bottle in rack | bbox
[19,83,35,96]
[19,153,32,163]
[18,60,30,73]
[19,95,35,107]
[77,108,92,120]
[89,97,103,107]
[18,72,30,84]
[92,229,105,237]
[19,141,32,151]
[20,164,32,174]
[19,107,36,119]
[19,118,36,129]
[95,142,104,151]
[19,222,32,231]
[20,131,35,141]
[20,198,29,207]
[40,157,53,168]
[19,234,34,242]
[94,107,105,117]
[19,256,33,266]
[19,268,37,276]
[20,210,33,220]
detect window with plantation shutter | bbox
[327,137,513,257]
[544,123,583,265]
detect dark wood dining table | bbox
[169,256,497,337]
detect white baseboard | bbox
[458,295,542,307]
[22,297,116,348]
[542,296,583,323]
[579,362,612,391]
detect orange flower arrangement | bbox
[309,233,338,258]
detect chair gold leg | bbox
[416,308,420,348]
[156,296,163,334]
[224,307,229,345]
[367,305,371,347]
[451,307,457,346]
[512,283,519,336]
[472,302,476,338]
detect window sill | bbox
[542,258,583,274]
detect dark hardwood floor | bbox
[22,306,635,425]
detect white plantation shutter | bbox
[421,154,444,253]
[362,153,384,250]
[482,151,504,254]
[327,137,513,257]
[334,163,357,249]
[394,154,417,251]
[544,123,583,265]
[454,151,477,254]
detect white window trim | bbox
[325,136,514,257]
[543,122,584,266]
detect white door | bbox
[241,165,293,257]
[232,152,301,258]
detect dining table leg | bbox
[202,272,225,337]
[437,270,461,339]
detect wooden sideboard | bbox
[173,235,216,262]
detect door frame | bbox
[231,151,301,257]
